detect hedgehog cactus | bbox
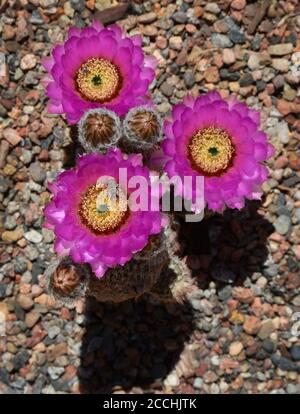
[43,22,274,305]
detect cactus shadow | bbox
[177,200,275,288]
[78,297,194,394]
[63,126,85,169]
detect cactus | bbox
[46,222,195,304]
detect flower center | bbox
[78,183,129,235]
[76,58,122,103]
[188,127,235,176]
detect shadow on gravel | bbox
[178,200,275,288]
[78,297,194,394]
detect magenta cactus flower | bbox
[42,21,156,124]
[161,91,275,212]
[44,149,165,278]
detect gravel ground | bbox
[1,0,300,394]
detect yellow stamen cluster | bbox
[78,184,128,234]
[188,127,235,176]
[76,58,121,103]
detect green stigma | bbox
[97,204,109,213]
[208,147,219,156]
[92,75,102,86]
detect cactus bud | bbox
[78,108,121,152]
[45,257,88,304]
[123,106,162,152]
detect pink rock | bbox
[62,365,77,381]
[222,48,236,65]
[0,140,9,168]
[277,100,300,115]
[219,357,239,372]
[156,36,167,49]
[233,287,254,304]
[229,341,244,356]
[20,53,37,70]
[243,315,262,335]
[231,0,246,11]
[204,66,220,83]
[274,155,288,169]
[31,285,43,298]
[3,128,22,146]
